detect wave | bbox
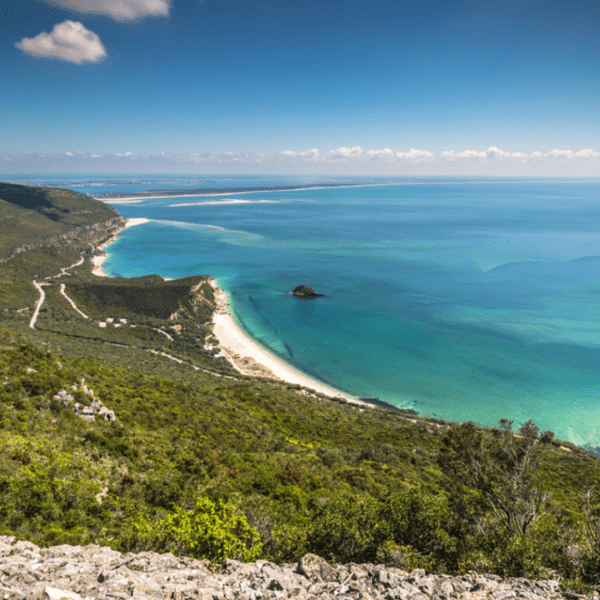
[439,306,600,349]
[567,254,600,263]
[482,260,543,273]
[482,253,600,273]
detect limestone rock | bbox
[0,536,596,600]
[43,587,82,600]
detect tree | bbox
[381,485,456,559]
[439,419,554,536]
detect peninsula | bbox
[91,181,373,201]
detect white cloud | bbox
[365,148,395,160]
[576,149,600,158]
[441,149,486,160]
[326,146,363,159]
[279,148,320,160]
[365,148,434,161]
[439,147,600,163]
[548,149,575,158]
[44,0,170,22]
[2,147,599,176]
[16,20,106,64]
[395,148,434,160]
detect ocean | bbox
[11,174,600,448]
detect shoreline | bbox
[90,218,150,277]
[92,183,392,203]
[89,220,369,407]
[209,280,369,407]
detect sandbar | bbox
[209,280,368,407]
[93,183,392,203]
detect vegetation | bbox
[1,182,600,592]
[140,496,263,562]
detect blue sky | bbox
[2,0,600,175]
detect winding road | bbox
[29,254,86,330]
[29,281,49,329]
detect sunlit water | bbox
[13,175,600,447]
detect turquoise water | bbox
[26,175,600,448]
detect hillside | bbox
[0,182,599,594]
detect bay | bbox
[18,174,600,449]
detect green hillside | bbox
[0,182,120,258]
[1,182,599,593]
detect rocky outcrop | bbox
[0,537,595,600]
[292,285,324,298]
[169,279,215,321]
[53,378,116,422]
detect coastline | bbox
[209,280,369,407]
[90,218,150,277]
[89,219,368,407]
[93,183,391,203]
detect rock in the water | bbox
[292,285,324,298]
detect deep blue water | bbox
[11,174,600,447]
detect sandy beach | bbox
[90,218,150,277]
[89,217,366,407]
[209,280,367,406]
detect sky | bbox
[2,0,600,175]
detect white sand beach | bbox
[209,280,368,406]
[88,218,366,407]
[125,218,151,228]
[90,218,150,277]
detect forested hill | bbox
[0,182,600,595]
[0,182,125,309]
[0,182,124,261]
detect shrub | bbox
[308,492,385,563]
[380,485,456,569]
[147,496,262,562]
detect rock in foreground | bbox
[0,536,595,600]
[292,285,324,298]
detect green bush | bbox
[380,485,456,570]
[308,492,385,563]
[146,496,263,562]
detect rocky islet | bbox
[292,286,324,298]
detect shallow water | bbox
[23,175,600,448]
